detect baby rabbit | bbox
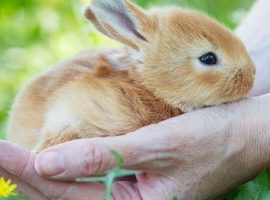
[8,0,255,151]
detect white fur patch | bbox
[43,100,79,134]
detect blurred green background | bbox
[0,0,255,140]
[2,0,267,199]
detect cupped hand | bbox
[21,94,270,200]
[0,141,140,200]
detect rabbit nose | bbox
[235,67,254,87]
[244,66,255,89]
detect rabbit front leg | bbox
[33,113,103,153]
[33,101,111,152]
[34,122,111,152]
[34,129,81,153]
[33,98,89,152]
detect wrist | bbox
[235,94,270,173]
[253,94,270,168]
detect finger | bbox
[0,140,30,176]
[0,167,48,200]
[0,141,105,199]
[35,123,179,180]
[0,141,69,198]
[55,181,142,200]
[0,141,141,200]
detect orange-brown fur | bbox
[8,0,255,151]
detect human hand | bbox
[236,0,270,97]
[31,94,270,200]
[0,141,126,200]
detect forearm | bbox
[224,94,270,170]
[235,95,270,171]
[174,94,270,199]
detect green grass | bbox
[0,194,27,200]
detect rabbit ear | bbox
[84,6,112,39]
[85,0,154,49]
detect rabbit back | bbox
[8,48,182,150]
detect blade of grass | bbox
[111,150,123,168]
[76,177,107,182]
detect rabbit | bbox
[8,0,255,152]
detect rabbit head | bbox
[85,0,255,111]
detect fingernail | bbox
[35,151,66,177]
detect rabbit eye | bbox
[199,52,218,65]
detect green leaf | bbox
[220,170,270,200]
[172,195,178,200]
[235,170,270,200]
[218,187,241,200]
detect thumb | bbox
[34,123,178,180]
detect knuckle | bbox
[18,153,32,180]
[79,141,113,175]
